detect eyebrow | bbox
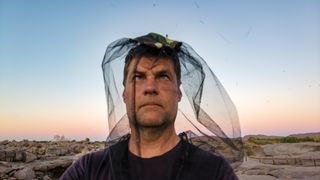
[128,60,174,78]
[157,70,170,75]
[132,70,145,75]
[133,69,172,76]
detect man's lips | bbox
[140,102,162,108]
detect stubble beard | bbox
[135,114,172,130]
[132,113,176,142]
[130,109,178,134]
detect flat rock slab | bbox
[33,156,74,172]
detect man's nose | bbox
[143,77,158,95]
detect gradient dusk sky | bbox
[1,0,319,141]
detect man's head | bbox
[103,33,243,163]
[122,45,182,129]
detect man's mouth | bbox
[140,102,162,108]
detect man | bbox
[60,33,242,180]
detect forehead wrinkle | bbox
[133,58,172,75]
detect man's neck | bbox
[128,126,180,158]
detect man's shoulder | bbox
[78,138,127,162]
[79,148,109,163]
[188,143,225,164]
[60,147,112,179]
[182,142,238,179]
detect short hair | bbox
[123,44,181,86]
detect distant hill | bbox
[243,134,282,141]
[288,132,320,138]
[244,132,320,140]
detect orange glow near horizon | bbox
[1,102,319,141]
[1,76,319,141]
[0,108,109,141]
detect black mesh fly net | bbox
[102,33,243,178]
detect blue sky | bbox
[1,0,319,140]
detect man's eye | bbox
[158,73,170,80]
[133,74,144,81]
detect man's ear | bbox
[177,88,182,102]
[122,90,126,103]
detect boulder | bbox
[14,167,35,180]
[23,152,37,163]
[5,149,15,162]
[0,140,9,146]
[69,144,85,154]
[14,151,23,162]
[0,150,5,161]
[46,147,69,156]
[43,175,51,180]
[33,157,73,172]
[37,147,46,155]
[0,165,14,176]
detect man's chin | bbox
[135,116,169,129]
[134,112,173,129]
[137,119,166,128]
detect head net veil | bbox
[102,33,243,168]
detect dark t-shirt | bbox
[60,138,238,180]
[128,141,181,180]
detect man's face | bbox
[123,56,181,128]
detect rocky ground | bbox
[1,134,319,180]
[236,157,320,180]
[236,137,320,180]
[0,140,105,180]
